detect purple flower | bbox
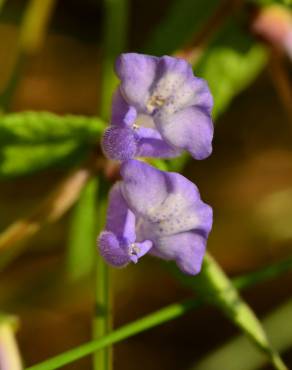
[98,160,212,275]
[102,53,214,161]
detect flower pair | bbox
[98,53,214,275]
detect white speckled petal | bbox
[121,160,212,236]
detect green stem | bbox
[194,299,292,370]
[94,255,112,369]
[26,299,199,370]
[195,253,287,370]
[233,256,292,290]
[94,0,128,369]
[25,255,292,370]
[93,179,112,370]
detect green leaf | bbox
[0,111,105,144]
[144,0,219,55]
[66,177,99,281]
[0,111,105,178]
[0,141,88,178]
[196,20,268,118]
[173,253,286,370]
[24,256,292,370]
[193,299,292,370]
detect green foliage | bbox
[0,111,105,144]
[196,20,268,118]
[195,299,292,370]
[24,255,292,370]
[0,141,83,178]
[172,253,287,370]
[145,0,218,55]
[94,179,112,370]
[0,111,105,178]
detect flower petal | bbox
[120,160,212,236]
[184,76,213,113]
[115,53,158,111]
[105,183,136,243]
[135,170,213,238]
[129,240,153,263]
[111,88,137,127]
[148,56,212,112]
[120,160,169,216]
[155,106,213,160]
[136,127,181,158]
[151,232,207,275]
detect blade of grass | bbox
[24,254,292,370]
[93,179,112,370]
[171,253,288,370]
[26,299,200,370]
[193,298,292,370]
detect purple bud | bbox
[99,231,130,267]
[102,126,138,161]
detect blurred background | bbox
[1,0,292,369]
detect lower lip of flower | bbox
[129,243,140,256]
